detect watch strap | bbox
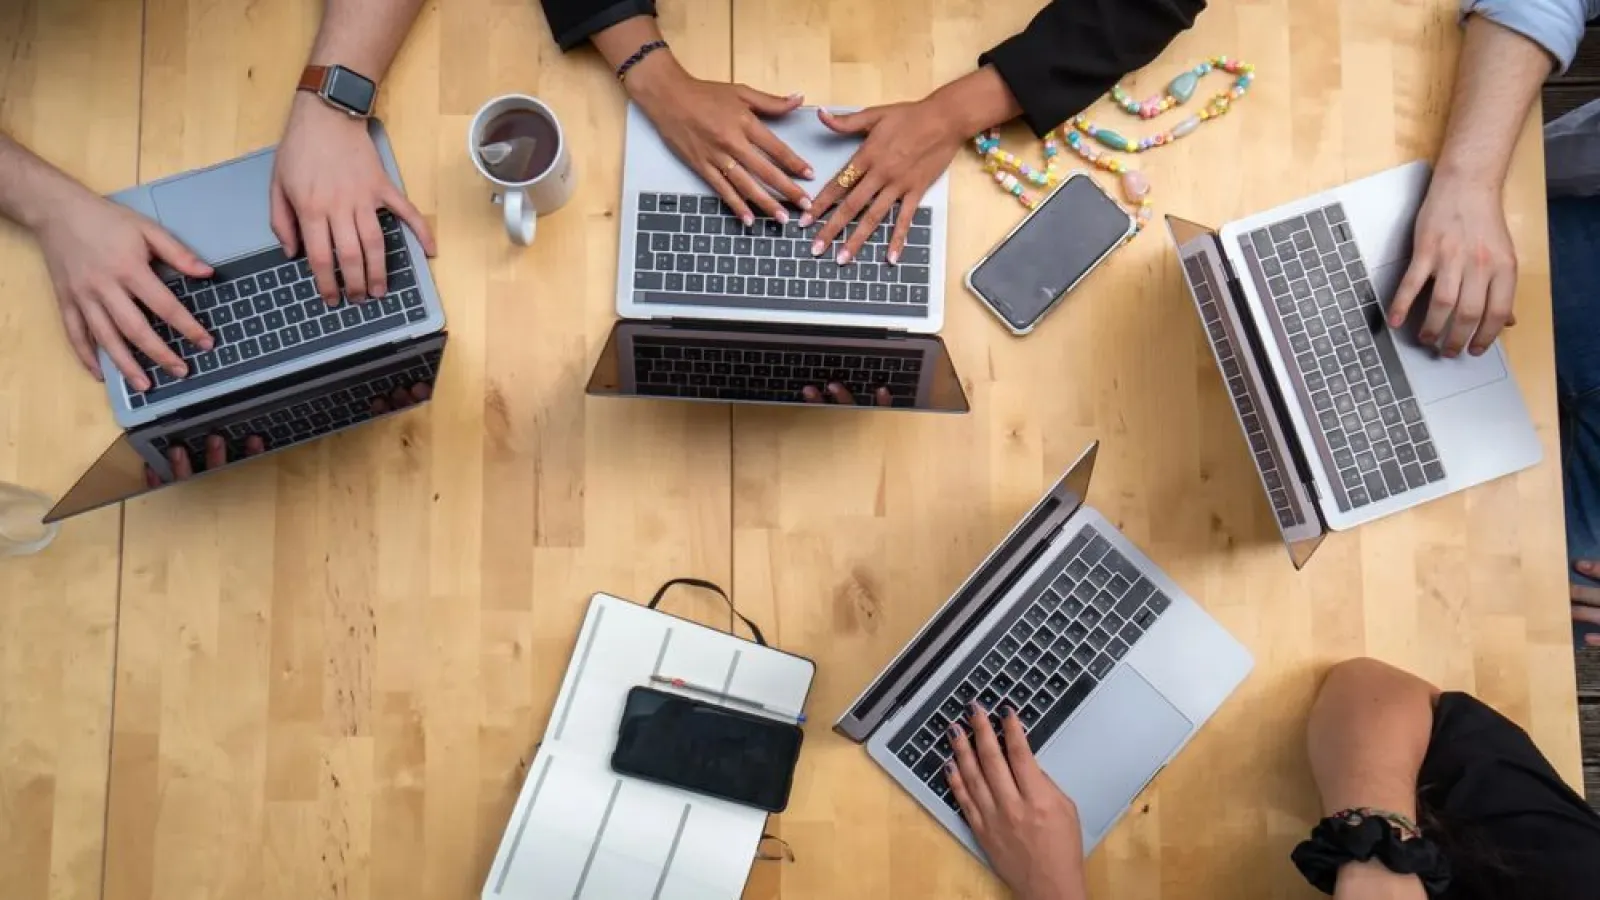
[297,65,329,95]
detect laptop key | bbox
[1088,654,1114,680]
[1026,678,1094,752]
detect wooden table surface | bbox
[0,1,1578,898]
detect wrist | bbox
[927,66,1022,141]
[20,169,97,233]
[1337,860,1425,898]
[287,90,368,135]
[1433,155,1505,195]
[622,51,690,111]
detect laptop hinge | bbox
[662,317,899,340]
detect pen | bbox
[650,674,807,724]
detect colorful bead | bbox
[1168,71,1198,103]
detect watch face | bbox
[324,67,376,115]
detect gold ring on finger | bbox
[836,164,862,190]
[722,158,740,175]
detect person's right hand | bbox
[946,705,1089,900]
[800,383,892,407]
[1571,560,1600,647]
[35,188,215,391]
[1387,176,1517,359]
[625,55,814,225]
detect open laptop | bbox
[835,443,1252,859]
[1168,161,1541,567]
[104,119,445,428]
[42,120,448,522]
[586,104,967,412]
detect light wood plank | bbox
[730,0,1575,897]
[101,2,733,899]
[0,3,137,900]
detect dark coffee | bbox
[480,108,560,183]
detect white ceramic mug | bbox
[468,94,575,246]
[0,481,59,558]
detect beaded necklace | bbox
[973,56,1255,234]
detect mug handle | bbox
[498,189,537,246]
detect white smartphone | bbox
[964,172,1136,335]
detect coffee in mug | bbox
[468,95,575,246]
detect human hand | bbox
[270,95,436,305]
[1571,560,1600,647]
[625,54,813,225]
[34,187,216,391]
[800,382,891,407]
[800,98,965,266]
[370,381,432,415]
[946,704,1089,900]
[146,433,266,487]
[1387,175,1517,358]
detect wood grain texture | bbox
[0,4,132,900]
[729,0,1575,898]
[0,1,1580,899]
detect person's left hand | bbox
[800,382,892,406]
[800,99,967,266]
[1572,560,1600,647]
[270,96,437,305]
[146,433,267,487]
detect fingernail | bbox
[200,338,215,350]
[799,213,814,227]
[803,168,815,179]
[970,701,987,715]
[945,761,958,775]
[787,92,803,101]
[949,723,962,737]
[887,250,900,265]
[836,249,851,265]
[742,215,755,228]
[170,365,188,378]
[798,197,812,211]
[811,240,825,256]
[135,377,150,391]
[776,210,789,225]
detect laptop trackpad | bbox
[1373,261,1508,404]
[1037,668,1191,843]
[149,151,279,263]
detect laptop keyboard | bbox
[125,211,427,409]
[1240,204,1445,512]
[631,192,934,319]
[1183,253,1306,531]
[889,525,1173,811]
[631,336,922,406]
[149,347,444,460]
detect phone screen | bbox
[967,174,1133,331]
[611,686,803,812]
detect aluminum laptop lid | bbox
[46,333,448,524]
[586,319,969,412]
[834,442,1099,743]
[1166,215,1327,569]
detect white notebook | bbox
[482,592,816,900]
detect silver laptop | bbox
[39,119,448,523]
[587,104,966,411]
[1168,161,1541,567]
[835,443,1252,859]
[103,118,446,429]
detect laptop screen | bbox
[1166,216,1325,568]
[46,334,447,523]
[586,321,969,412]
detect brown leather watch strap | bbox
[296,65,328,94]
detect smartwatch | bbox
[296,64,377,118]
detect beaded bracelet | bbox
[616,40,669,82]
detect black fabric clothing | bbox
[538,0,1204,138]
[1418,692,1600,900]
[539,0,657,51]
[979,0,1207,136]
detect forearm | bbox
[305,0,427,83]
[0,134,94,232]
[930,67,1024,139]
[1435,15,1554,191]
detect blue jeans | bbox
[1548,197,1600,645]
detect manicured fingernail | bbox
[948,723,962,737]
[775,210,789,225]
[970,701,987,715]
[836,249,851,265]
[1581,560,1597,572]
[887,250,900,265]
[742,215,755,227]
[946,762,958,775]
[787,92,803,101]
[798,197,812,211]
[811,240,825,256]
[799,213,814,227]
[803,168,815,179]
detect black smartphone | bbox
[964,172,1135,334]
[611,685,804,813]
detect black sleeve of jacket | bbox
[978,0,1207,137]
[539,0,658,51]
